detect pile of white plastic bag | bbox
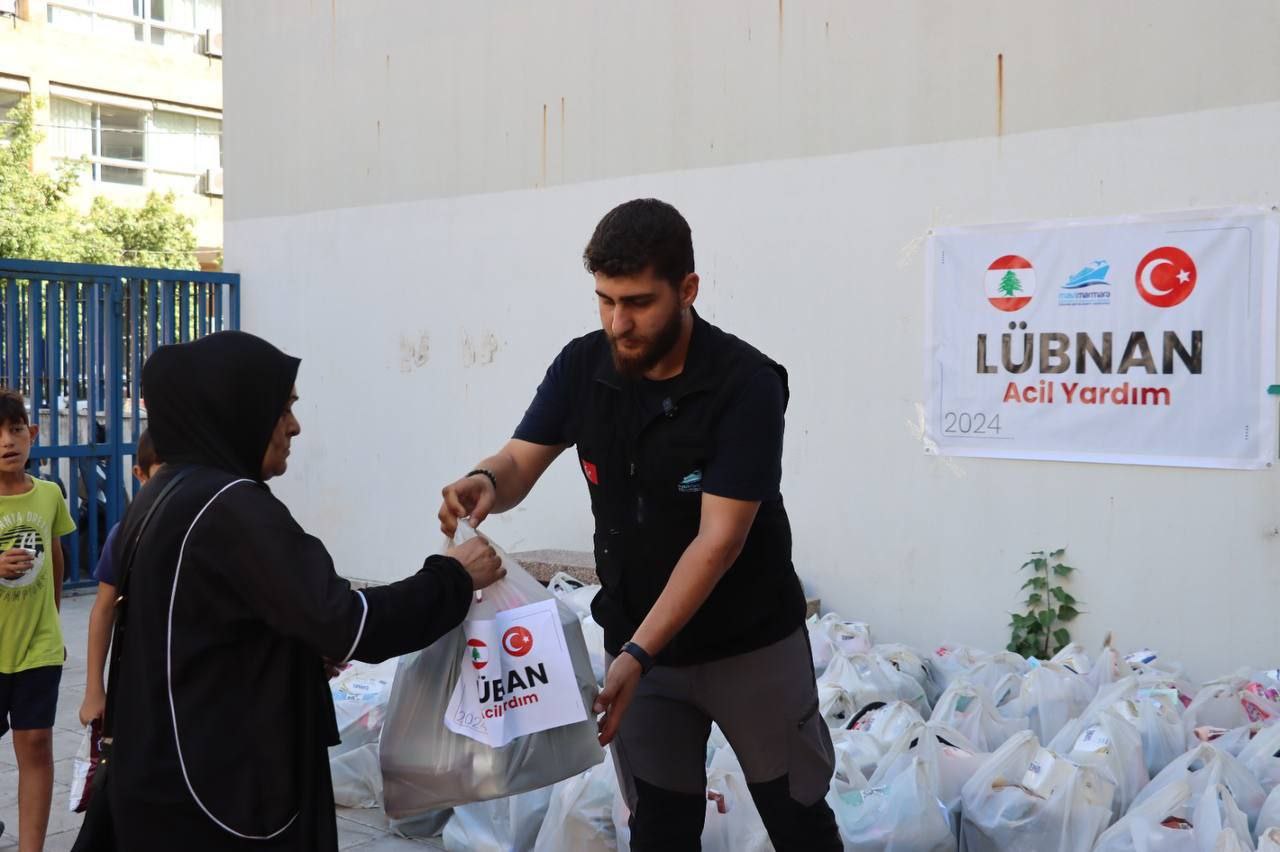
[328,581,1280,852]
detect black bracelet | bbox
[467,468,497,492]
[621,641,656,675]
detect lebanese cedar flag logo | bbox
[985,255,1035,312]
[467,638,489,670]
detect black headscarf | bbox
[143,331,301,481]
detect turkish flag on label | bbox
[581,460,599,485]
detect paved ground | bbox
[0,592,444,851]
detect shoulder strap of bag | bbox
[101,466,193,737]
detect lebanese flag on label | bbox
[581,460,599,485]
[985,254,1035,312]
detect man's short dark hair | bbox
[583,198,695,287]
[0,388,28,428]
[135,428,159,472]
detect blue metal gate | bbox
[0,259,240,588]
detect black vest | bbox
[566,313,807,666]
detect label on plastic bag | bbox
[1021,748,1069,798]
[1073,724,1111,754]
[831,622,872,655]
[1125,648,1159,665]
[444,598,587,747]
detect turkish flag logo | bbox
[1135,246,1197,308]
[502,627,534,657]
[582,460,599,485]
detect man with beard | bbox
[438,199,839,851]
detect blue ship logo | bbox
[1062,260,1110,289]
[678,470,703,493]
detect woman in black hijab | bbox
[95,331,503,850]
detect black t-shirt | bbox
[514,350,785,502]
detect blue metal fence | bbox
[0,258,240,588]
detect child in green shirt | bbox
[0,388,76,851]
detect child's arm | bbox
[51,537,64,611]
[80,582,116,725]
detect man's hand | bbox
[323,658,348,680]
[446,535,506,590]
[438,474,497,537]
[0,548,34,580]
[79,688,106,727]
[594,653,643,746]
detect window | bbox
[47,0,221,52]
[0,91,22,147]
[50,96,220,191]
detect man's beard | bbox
[609,306,684,379]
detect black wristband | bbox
[621,641,656,675]
[467,468,497,492]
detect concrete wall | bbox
[224,0,1280,680]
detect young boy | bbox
[79,429,161,727]
[0,388,76,851]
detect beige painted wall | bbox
[225,0,1280,222]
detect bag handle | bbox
[101,466,193,738]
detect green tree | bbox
[90,192,199,270]
[0,96,199,269]
[998,269,1023,297]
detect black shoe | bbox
[0,818,5,836]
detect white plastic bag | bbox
[1130,743,1267,833]
[548,572,600,621]
[1185,675,1279,735]
[849,701,925,744]
[929,644,987,695]
[1050,706,1149,820]
[380,526,604,816]
[871,721,987,818]
[929,678,1029,752]
[534,752,618,852]
[329,656,399,757]
[700,747,772,852]
[1005,662,1096,745]
[1094,779,1198,852]
[963,652,1031,700]
[1136,688,1192,777]
[1095,780,1252,852]
[1050,642,1095,676]
[68,721,103,814]
[830,727,890,782]
[1238,720,1280,793]
[330,741,384,809]
[821,653,930,718]
[1191,784,1254,852]
[580,615,607,686]
[1258,785,1280,839]
[807,613,836,676]
[959,730,1116,852]
[831,759,954,852]
[445,786,554,852]
[824,616,874,658]
[875,644,934,701]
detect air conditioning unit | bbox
[201,30,223,58]
[202,168,223,197]
[0,0,18,17]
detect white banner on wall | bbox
[925,207,1280,469]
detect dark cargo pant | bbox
[610,627,841,851]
